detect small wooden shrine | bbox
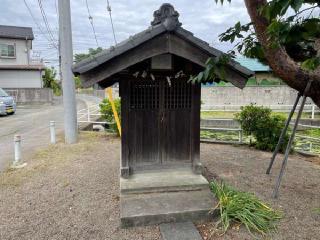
[73,3,252,178]
[73,3,253,227]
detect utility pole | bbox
[58,0,78,144]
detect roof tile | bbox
[0,25,34,40]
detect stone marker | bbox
[160,222,203,240]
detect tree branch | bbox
[244,0,320,107]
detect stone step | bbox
[120,189,217,228]
[120,168,209,194]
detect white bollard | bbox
[13,134,22,165]
[239,130,243,143]
[50,121,56,144]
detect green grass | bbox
[210,181,282,236]
[201,111,318,120]
[201,111,238,119]
[302,129,320,138]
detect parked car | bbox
[0,88,16,115]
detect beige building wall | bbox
[0,38,32,65]
[0,70,42,88]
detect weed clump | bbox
[210,181,282,235]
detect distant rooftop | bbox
[236,56,270,72]
[0,25,34,40]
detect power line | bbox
[54,0,60,29]
[37,0,58,49]
[38,0,57,42]
[106,0,117,45]
[54,0,59,20]
[23,0,54,46]
[85,0,99,47]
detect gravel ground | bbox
[198,143,320,240]
[1,133,319,240]
[0,132,160,240]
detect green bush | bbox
[99,98,121,134]
[42,68,61,96]
[236,105,289,152]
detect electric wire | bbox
[23,0,54,46]
[37,0,58,49]
[106,0,117,45]
[38,0,57,42]
[85,0,100,47]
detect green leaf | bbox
[290,0,303,12]
[301,57,320,70]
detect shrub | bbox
[100,98,121,134]
[255,114,288,151]
[42,68,61,96]
[236,105,289,152]
[210,181,282,235]
[236,105,271,136]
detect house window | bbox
[0,43,16,58]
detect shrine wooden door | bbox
[127,78,192,170]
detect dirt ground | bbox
[0,132,319,240]
[0,132,161,240]
[198,143,320,240]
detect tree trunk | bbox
[244,0,320,108]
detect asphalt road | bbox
[0,95,102,171]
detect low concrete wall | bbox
[201,86,315,110]
[79,86,318,113]
[201,119,240,128]
[77,88,119,100]
[4,88,53,104]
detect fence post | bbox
[50,121,56,144]
[87,107,90,122]
[311,105,315,120]
[13,134,22,165]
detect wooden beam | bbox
[81,34,170,88]
[80,33,248,89]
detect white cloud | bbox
[0,0,250,67]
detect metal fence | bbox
[201,127,243,144]
[77,104,110,125]
[200,125,320,155]
[295,134,320,153]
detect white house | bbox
[0,25,45,88]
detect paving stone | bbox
[160,222,203,240]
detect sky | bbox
[0,0,250,68]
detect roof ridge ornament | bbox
[151,3,182,31]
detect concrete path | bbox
[160,222,202,240]
[0,94,102,171]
